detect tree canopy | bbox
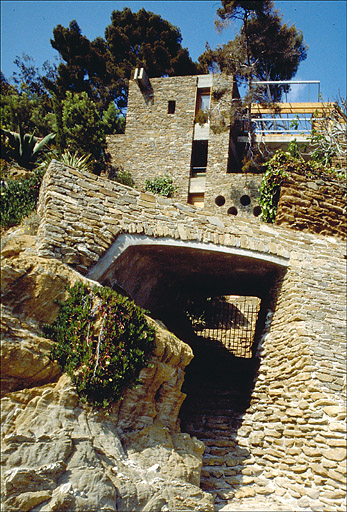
[1,4,312,176]
[200,0,307,103]
[0,55,56,137]
[47,8,199,111]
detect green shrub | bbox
[0,170,44,228]
[62,91,106,175]
[43,283,155,410]
[144,176,176,197]
[115,170,134,187]
[195,109,209,126]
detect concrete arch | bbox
[87,234,288,314]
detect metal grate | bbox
[192,296,261,358]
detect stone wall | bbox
[204,173,263,217]
[107,75,198,203]
[36,161,290,276]
[276,169,347,239]
[33,161,347,511]
[106,72,262,214]
[228,247,346,510]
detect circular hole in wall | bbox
[227,206,238,216]
[240,194,251,206]
[215,195,226,206]
[253,206,262,217]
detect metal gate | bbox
[192,296,261,358]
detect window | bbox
[195,88,210,116]
[188,193,205,208]
[191,140,208,176]
[168,100,176,114]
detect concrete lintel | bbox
[87,233,289,282]
[197,75,213,88]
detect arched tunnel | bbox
[88,237,287,502]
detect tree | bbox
[46,21,117,111]
[102,102,125,135]
[11,53,56,98]
[199,0,307,166]
[1,55,57,137]
[105,8,198,80]
[61,91,106,174]
[201,1,307,102]
[48,8,199,110]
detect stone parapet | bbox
[276,169,347,239]
[37,161,292,275]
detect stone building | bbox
[107,69,336,219]
[107,69,265,217]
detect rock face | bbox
[1,231,214,512]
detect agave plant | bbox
[1,124,56,170]
[38,149,92,173]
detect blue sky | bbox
[1,1,346,101]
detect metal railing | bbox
[251,80,321,102]
[245,80,323,136]
[246,115,320,135]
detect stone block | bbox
[322,448,346,462]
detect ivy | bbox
[259,151,288,223]
[43,282,155,410]
[144,176,176,197]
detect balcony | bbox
[237,81,336,145]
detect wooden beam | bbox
[250,102,335,115]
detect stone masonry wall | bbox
[204,73,236,210]
[36,161,346,511]
[276,169,347,239]
[229,245,346,511]
[204,173,263,217]
[107,73,245,210]
[107,75,198,203]
[36,161,290,276]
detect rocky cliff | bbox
[1,227,214,512]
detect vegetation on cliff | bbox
[43,282,155,410]
[0,169,44,228]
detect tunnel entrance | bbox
[89,237,286,505]
[178,295,268,505]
